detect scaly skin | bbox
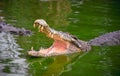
[28,19,91,57]
[28,19,120,57]
[0,21,31,36]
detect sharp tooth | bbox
[33,24,36,28]
[31,46,34,51]
[51,34,54,38]
[39,47,44,50]
[38,25,41,29]
[41,26,44,30]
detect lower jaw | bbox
[28,46,80,57]
[28,46,69,57]
[28,39,81,57]
[39,49,68,57]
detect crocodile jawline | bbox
[28,19,91,57]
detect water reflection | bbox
[0,0,120,76]
[0,32,28,76]
[0,1,73,75]
[1,0,71,27]
[28,54,80,76]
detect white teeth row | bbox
[36,25,44,31]
[49,32,54,38]
[39,47,44,50]
[31,46,45,51]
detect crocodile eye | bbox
[19,31,24,35]
[10,31,17,34]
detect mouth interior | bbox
[48,40,68,52]
[34,24,69,54]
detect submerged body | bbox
[28,19,120,57]
[89,30,120,46]
[0,22,31,36]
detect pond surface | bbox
[0,0,120,76]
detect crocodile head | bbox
[28,19,91,57]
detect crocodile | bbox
[28,19,120,57]
[0,21,31,36]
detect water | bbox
[0,0,120,76]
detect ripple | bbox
[0,32,29,76]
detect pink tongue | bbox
[52,40,67,51]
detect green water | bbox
[0,0,120,76]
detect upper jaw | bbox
[33,19,57,39]
[33,22,48,33]
[33,19,49,27]
[33,19,74,41]
[33,19,79,43]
